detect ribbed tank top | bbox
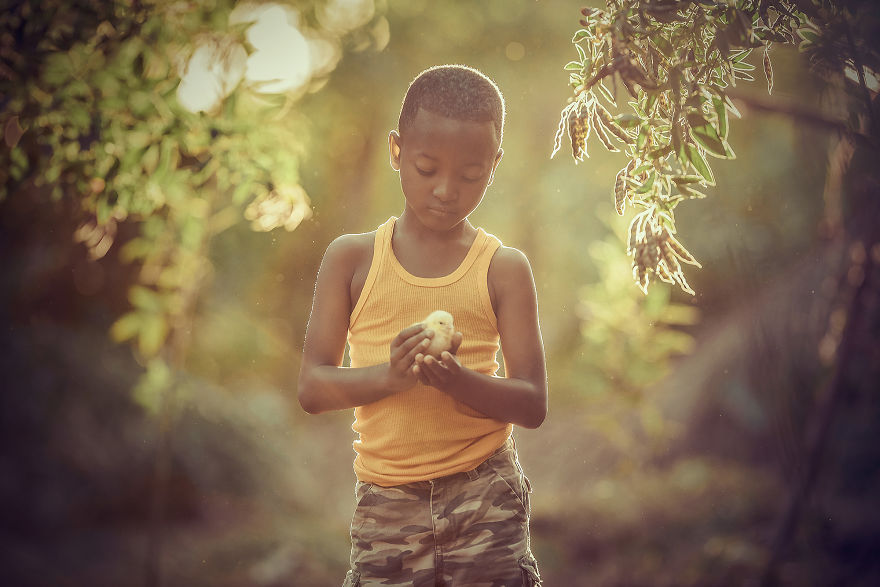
[348,216,512,486]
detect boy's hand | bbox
[414,332,464,390]
[387,323,432,392]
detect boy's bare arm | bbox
[298,236,431,414]
[415,247,548,428]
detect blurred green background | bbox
[2,0,878,585]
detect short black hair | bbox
[398,64,505,145]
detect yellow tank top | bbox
[348,217,512,486]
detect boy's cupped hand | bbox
[413,332,463,390]
[387,323,435,392]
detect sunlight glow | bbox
[244,184,312,232]
[176,39,247,113]
[244,5,311,94]
[316,0,375,33]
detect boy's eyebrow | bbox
[415,152,487,169]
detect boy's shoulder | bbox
[324,230,375,266]
[488,243,535,297]
[489,243,532,273]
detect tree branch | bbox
[726,88,877,150]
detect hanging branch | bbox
[552,0,879,294]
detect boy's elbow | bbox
[522,407,546,429]
[298,391,319,415]
[296,374,323,415]
[519,389,547,429]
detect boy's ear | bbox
[388,130,402,171]
[487,148,503,186]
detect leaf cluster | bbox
[553,0,878,294]
[0,0,381,377]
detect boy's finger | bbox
[424,355,449,374]
[440,351,460,373]
[392,323,425,347]
[400,338,430,365]
[391,330,429,362]
[420,359,441,386]
[449,332,463,354]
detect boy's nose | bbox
[432,180,456,201]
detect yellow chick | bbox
[418,310,455,359]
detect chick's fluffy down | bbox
[413,310,454,358]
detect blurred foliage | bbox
[0,0,387,405]
[553,0,880,294]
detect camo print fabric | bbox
[343,438,542,586]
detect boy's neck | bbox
[396,209,477,244]
[392,211,479,279]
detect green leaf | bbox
[797,28,819,43]
[652,35,674,58]
[687,112,731,158]
[671,175,705,185]
[109,311,142,343]
[132,357,172,414]
[572,29,591,43]
[635,170,655,194]
[711,96,728,139]
[633,162,654,176]
[616,114,641,129]
[574,43,587,63]
[672,120,684,163]
[647,144,672,160]
[636,125,648,150]
[684,144,714,184]
[564,60,582,72]
[97,198,113,224]
[595,81,616,105]
[138,313,169,357]
[130,285,163,312]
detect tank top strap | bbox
[349,217,396,327]
[473,230,502,330]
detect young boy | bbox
[298,64,547,586]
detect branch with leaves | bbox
[1,0,386,367]
[553,0,878,295]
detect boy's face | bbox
[389,108,503,232]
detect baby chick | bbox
[418,310,455,359]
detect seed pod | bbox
[663,229,701,267]
[591,108,619,152]
[568,102,591,162]
[659,238,682,276]
[673,271,696,296]
[646,222,662,268]
[655,262,675,284]
[594,101,634,144]
[614,166,628,215]
[626,212,644,254]
[763,43,773,95]
[636,264,649,293]
[644,241,660,270]
[615,159,639,215]
[551,102,575,159]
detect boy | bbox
[298,65,546,586]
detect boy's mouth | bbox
[428,206,455,217]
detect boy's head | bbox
[390,65,505,230]
[398,65,505,148]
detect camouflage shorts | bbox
[343,437,541,587]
